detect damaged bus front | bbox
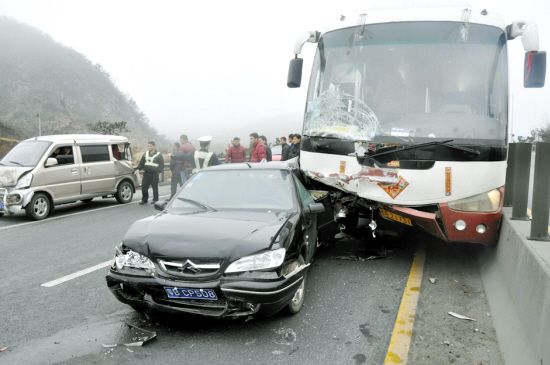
[287,7,546,244]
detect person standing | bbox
[280,136,290,161]
[169,142,182,199]
[225,137,247,163]
[137,141,164,205]
[192,136,220,173]
[249,132,267,162]
[287,134,301,160]
[179,134,195,183]
[260,135,272,162]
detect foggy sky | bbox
[0,0,548,144]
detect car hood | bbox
[123,209,296,262]
[0,166,34,187]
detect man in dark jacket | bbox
[169,142,182,199]
[287,134,301,160]
[280,136,290,161]
[260,135,272,162]
[137,141,164,205]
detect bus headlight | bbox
[447,189,501,213]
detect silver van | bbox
[0,134,139,220]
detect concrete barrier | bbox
[480,208,550,365]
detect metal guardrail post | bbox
[511,143,532,220]
[503,143,518,207]
[529,142,550,241]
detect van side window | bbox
[81,145,110,163]
[49,145,74,165]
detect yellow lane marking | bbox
[526,208,550,234]
[384,245,426,365]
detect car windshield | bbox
[170,169,296,211]
[0,140,52,167]
[305,22,508,146]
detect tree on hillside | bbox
[88,120,128,135]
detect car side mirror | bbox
[524,51,546,88]
[154,200,168,211]
[287,58,303,88]
[307,202,325,214]
[45,158,58,167]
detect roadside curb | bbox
[480,208,550,365]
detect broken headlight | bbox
[447,189,501,213]
[225,248,286,273]
[15,173,33,189]
[113,246,155,275]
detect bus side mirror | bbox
[524,51,546,88]
[287,58,303,88]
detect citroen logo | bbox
[179,260,201,273]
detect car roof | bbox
[205,159,298,172]
[23,134,129,144]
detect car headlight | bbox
[225,248,286,273]
[447,189,501,213]
[15,173,33,189]
[113,247,155,274]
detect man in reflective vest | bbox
[137,141,164,205]
[192,136,219,173]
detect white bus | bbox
[287,5,546,245]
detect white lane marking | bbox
[41,260,112,287]
[0,194,170,232]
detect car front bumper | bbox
[106,268,306,317]
[0,188,33,215]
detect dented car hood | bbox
[0,166,34,187]
[123,210,295,262]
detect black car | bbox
[106,161,332,318]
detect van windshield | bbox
[0,141,52,167]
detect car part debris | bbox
[448,311,476,321]
[121,322,157,347]
[101,344,117,348]
[0,346,8,352]
[429,278,437,284]
[126,348,134,353]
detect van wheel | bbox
[116,181,133,204]
[26,193,51,220]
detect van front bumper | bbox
[0,188,33,215]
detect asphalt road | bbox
[0,185,502,365]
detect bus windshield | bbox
[304,22,508,146]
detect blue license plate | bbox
[164,287,218,300]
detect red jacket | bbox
[226,145,246,163]
[250,142,267,162]
[179,142,195,170]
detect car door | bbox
[32,144,81,202]
[78,144,117,195]
[293,176,318,263]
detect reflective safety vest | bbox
[192,150,213,173]
[145,151,160,168]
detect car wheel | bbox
[287,274,306,315]
[81,198,94,203]
[26,193,51,220]
[116,181,133,204]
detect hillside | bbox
[0,17,164,146]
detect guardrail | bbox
[504,142,550,241]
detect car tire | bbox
[25,192,51,220]
[81,198,94,203]
[286,273,306,315]
[116,181,133,204]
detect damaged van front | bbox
[0,140,52,217]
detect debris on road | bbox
[429,277,437,284]
[123,323,157,346]
[0,346,8,352]
[126,348,134,353]
[101,344,117,348]
[443,340,451,346]
[273,327,297,346]
[448,312,476,321]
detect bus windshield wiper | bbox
[176,198,217,211]
[368,139,480,159]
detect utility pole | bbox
[37,113,41,136]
